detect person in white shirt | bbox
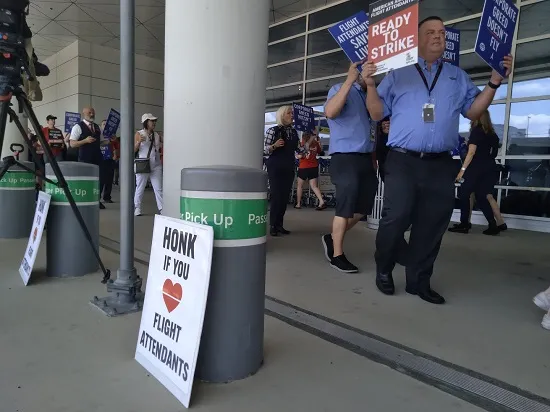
[134,113,163,216]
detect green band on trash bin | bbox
[0,171,35,190]
[180,190,267,247]
[45,176,99,206]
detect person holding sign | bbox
[321,62,378,274]
[99,119,116,204]
[295,132,326,211]
[42,115,65,162]
[264,105,301,237]
[363,16,513,304]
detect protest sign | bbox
[474,0,518,77]
[19,191,51,286]
[292,103,315,132]
[328,11,369,66]
[444,27,460,66]
[135,215,214,408]
[102,108,121,139]
[64,112,81,133]
[368,0,419,74]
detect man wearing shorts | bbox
[321,61,378,273]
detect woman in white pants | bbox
[134,113,163,216]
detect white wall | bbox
[33,40,164,133]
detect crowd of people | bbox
[26,108,163,216]
[263,16,550,321]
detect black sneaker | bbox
[321,234,334,262]
[330,254,358,273]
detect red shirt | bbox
[299,139,322,169]
[43,126,65,157]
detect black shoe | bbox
[448,223,469,233]
[99,202,106,210]
[376,272,395,295]
[330,254,358,273]
[483,225,500,236]
[104,199,114,203]
[406,286,445,305]
[498,223,508,232]
[277,227,291,235]
[270,226,279,237]
[321,234,334,262]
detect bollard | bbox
[180,165,268,383]
[0,161,36,239]
[45,162,100,277]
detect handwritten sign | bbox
[474,0,518,77]
[328,11,369,66]
[135,215,214,408]
[368,0,419,74]
[292,103,315,133]
[19,191,51,286]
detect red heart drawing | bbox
[162,279,183,313]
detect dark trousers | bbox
[375,151,457,289]
[459,167,497,226]
[267,165,295,228]
[100,159,115,201]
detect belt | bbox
[331,152,372,157]
[390,147,450,160]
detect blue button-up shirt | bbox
[325,82,374,154]
[377,57,480,153]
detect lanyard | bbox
[414,63,443,96]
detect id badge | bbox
[422,103,435,123]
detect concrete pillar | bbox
[1,96,28,160]
[162,0,270,218]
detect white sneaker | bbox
[134,208,142,216]
[533,290,550,311]
[542,312,550,330]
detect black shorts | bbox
[297,167,319,181]
[330,153,378,218]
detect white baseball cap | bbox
[141,113,158,123]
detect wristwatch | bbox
[461,167,466,171]
[487,81,500,89]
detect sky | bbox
[265,77,550,139]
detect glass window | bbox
[517,0,550,39]
[268,17,306,43]
[266,84,303,109]
[306,50,348,80]
[500,188,550,217]
[308,0,366,30]
[513,38,550,92]
[308,29,340,56]
[267,61,304,87]
[268,36,305,65]
[304,76,346,106]
[265,111,276,123]
[461,53,509,99]
[507,100,550,155]
[512,76,550,99]
[459,104,506,143]
[419,0,489,22]
[445,17,481,51]
[501,160,550,188]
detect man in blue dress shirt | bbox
[363,16,513,304]
[321,62,378,273]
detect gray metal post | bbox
[180,165,268,383]
[45,162,100,277]
[0,160,35,239]
[91,0,142,316]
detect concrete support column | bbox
[1,96,28,159]
[162,0,270,218]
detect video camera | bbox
[0,0,49,97]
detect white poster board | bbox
[19,191,51,286]
[135,215,214,409]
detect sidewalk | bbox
[0,237,484,412]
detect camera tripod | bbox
[0,86,112,283]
